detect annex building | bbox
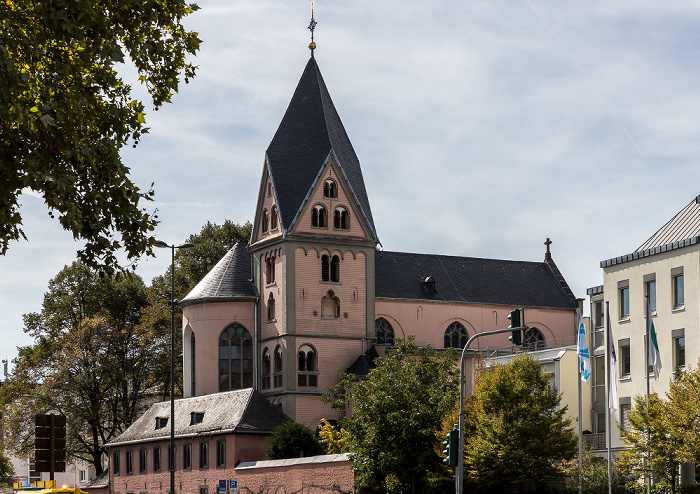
[109,39,582,494]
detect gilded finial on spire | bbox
[308,2,317,55]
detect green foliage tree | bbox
[0,451,15,485]
[323,337,459,494]
[1,0,201,271]
[465,354,577,493]
[560,443,631,494]
[264,421,325,460]
[0,262,165,474]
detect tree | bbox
[0,262,167,474]
[318,419,350,455]
[264,421,325,460]
[560,443,631,494]
[0,451,15,485]
[1,0,201,271]
[323,337,459,494]
[465,354,577,493]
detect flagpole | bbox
[645,295,651,494]
[606,301,612,494]
[577,314,583,494]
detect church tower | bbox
[248,40,379,422]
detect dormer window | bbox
[423,276,436,293]
[155,417,168,430]
[190,412,204,425]
[271,206,278,230]
[334,207,348,230]
[324,179,338,198]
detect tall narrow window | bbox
[199,442,209,469]
[672,267,684,308]
[191,332,196,397]
[444,321,468,349]
[644,274,656,313]
[321,255,330,281]
[168,446,175,472]
[267,293,275,321]
[312,205,327,227]
[262,209,269,233]
[270,206,278,230]
[216,440,226,468]
[618,281,629,319]
[334,207,348,229]
[593,300,604,348]
[273,345,283,388]
[183,444,192,470]
[673,329,685,369]
[330,255,340,282]
[298,344,318,387]
[153,447,161,473]
[218,324,253,391]
[113,452,121,476]
[619,341,631,378]
[266,257,275,284]
[126,451,133,475]
[375,317,395,345]
[139,449,147,474]
[262,348,271,390]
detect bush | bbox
[264,421,325,460]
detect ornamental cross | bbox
[308,3,317,42]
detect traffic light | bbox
[508,308,523,345]
[442,426,459,467]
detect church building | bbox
[178,41,582,429]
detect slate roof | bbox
[601,194,700,268]
[265,56,377,241]
[79,470,109,490]
[181,242,256,306]
[346,346,380,378]
[375,251,578,309]
[108,389,289,446]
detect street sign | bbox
[229,480,238,493]
[218,480,226,493]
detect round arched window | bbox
[218,324,253,391]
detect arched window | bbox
[312,205,327,227]
[331,255,340,282]
[298,344,318,387]
[262,209,269,233]
[267,293,275,321]
[262,348,271,390]
[321,290,340,318]
[218,324,253,391]
[444,321,468,349]
[334,207,348,229]
[273,345,283,388]
[375,317,395,345]
[265,256,275,284]
[324,179,338,199]
[270,206,278,230]
[523,327,546,351]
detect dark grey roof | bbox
[601,195,700,268]
[266,57,377,241]
[375,251,578,309]
[80,470,109,489]
[181,243,256,306]
[108,389,289,446]
[346,346,379,378]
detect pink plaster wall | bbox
[235,457,353,494]
[256,175,283,242]
[375,299,577,349]
[183,302,257,397]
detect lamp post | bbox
[155,240,194,494]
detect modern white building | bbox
[588,194,700,450]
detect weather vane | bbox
[308,2,317,54]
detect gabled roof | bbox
[181,242,256,306]
[265,56,377,241]
[375,251,578,309]
[601,194,700,268]
[107,389,289,446]
[637,195,700,252]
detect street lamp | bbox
[154,240,194,494]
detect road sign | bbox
[218,480,226,493]
[229,480,238,493]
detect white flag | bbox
[577,311,591,383]
[607,311,617,411]
[647,299,662,380]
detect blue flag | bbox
[577,311,591,383]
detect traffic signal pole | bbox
[456,323,527,494]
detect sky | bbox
[2,0,700,366]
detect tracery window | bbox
[324,179,338,198]
[312,205,327,227]
[270,206,278,230]
[321,290,340,319]
[334,207,348,229]
[273,345,283,388]
[444,321,468,349]
[262,348,271,390]
[218,324,253,391]
[523,327,546,351]
[375,317,395,345]
[297,344,318,387]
